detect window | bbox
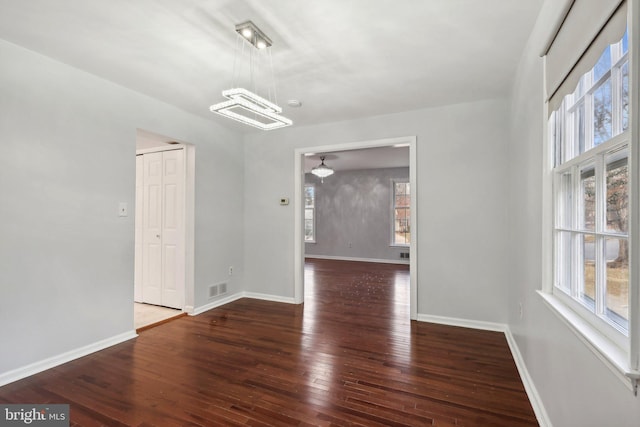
[392,181,410,246]
[550,31,629,340]
[304,184,315,242]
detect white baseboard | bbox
[242,292,297,304]
[417,313,507,332]
[416,313,551,426]
[189,292,245,316]
[504,328,553,427]
[0,331,137,387]
[305,254,409,265]
[189,291,297,316]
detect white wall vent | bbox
[209,282,228,299]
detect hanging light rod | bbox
[235,21,272,50]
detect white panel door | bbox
[134,155,144,302]
[160,149,184,309]
[142,152,163,305]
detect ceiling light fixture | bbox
[210,20,292,130]
[311,156,334,183]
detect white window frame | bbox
[541,15,640,393]
[552,135,629,349]
[304,184,316,243]
[391,180,410,247]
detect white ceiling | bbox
[0,0,543,134]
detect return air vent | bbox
[209,282,228,299]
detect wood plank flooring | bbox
[0,259,538,426]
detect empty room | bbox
[1,0,639,426]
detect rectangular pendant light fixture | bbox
[210,21,292,130]
[210,88,292,130]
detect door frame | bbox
[134,143,195,312]
[293,135,418,319]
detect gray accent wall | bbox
[305,167,409,262]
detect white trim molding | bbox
[504,329,554,427]
[294,135,418,319]
[0,331,137,387]
[417,314,552,427]
[417,313,507,332]
[189,291,297,316]
[538,290,640,392]
[188,292,245,316]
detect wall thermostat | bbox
[280,197,289,205]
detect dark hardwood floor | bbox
[0,259,538,426]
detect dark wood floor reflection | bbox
[0,259,537,426]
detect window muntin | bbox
[551,31,630,338]
[392,181,410,246]
[304,184,315,243]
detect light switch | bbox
[280,197,289,206]
[118,202,128,217]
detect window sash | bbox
[392,181,410,246]
[304,185,315,243]
[552,139,629,345]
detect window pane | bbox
[622,61,629,131]
[621,29,628,55]
[580,234,596,310]
[395,194,410,207]
[593,48,611,82]
[593,79,612,146]
[551,112,563,167]
[605,237,628,328]
[305,185,314,207]
[555,231,572,293]
[575,102,585,155]
[393,182,410,245]
[304,218,314,241]
[580,168,595,231]
[606,156,628,233]
[394,208,410,245]
[556,172,573,228]
[305,208,313,220]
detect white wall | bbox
[0,39,244,376]
[507,3,640,425]
[244,99,510,323]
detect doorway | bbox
[134,129,196,327]
[294,136,418,319]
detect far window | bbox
[304,184,315,242]
[393,181,410,246]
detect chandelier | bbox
[311,156,334,183]
[210,21,292,131]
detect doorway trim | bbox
[293,136,418,320]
